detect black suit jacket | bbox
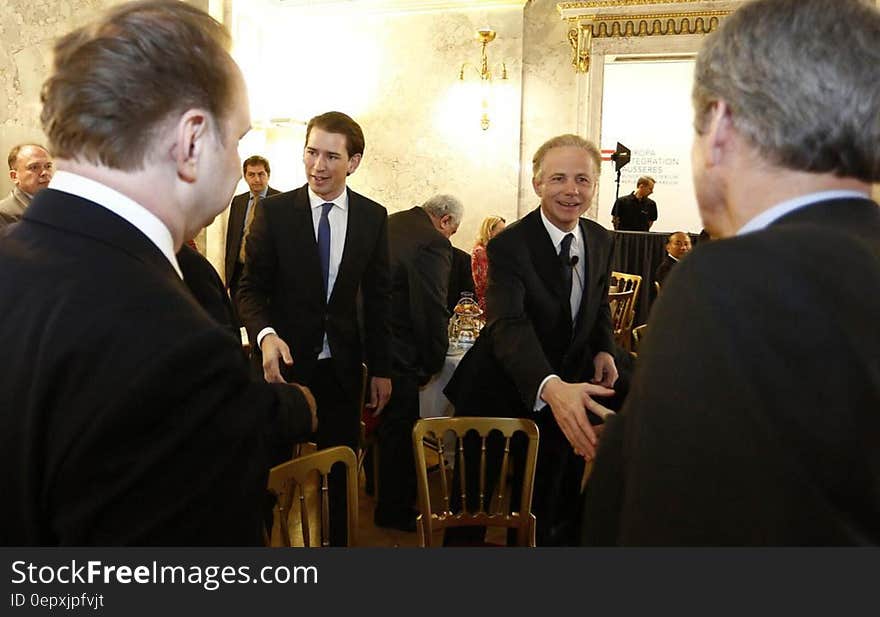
[237,184,392,394]
[0,189,312,545]
[178,244,240,340]
[447,247,476,313]
[446,207,615,418]
[653,252,677,287]
[224,187,280,286]
[388,206,452,382]
[584,197,880,545]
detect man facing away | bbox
[0,144,54,229]
[584,0,880,546]
[224,154,280,303]
[653,231,692,287]
[0,0,316,545]
[375,194,463,531]
[237,111,392,546]
[445,134,617,545]
[611,176,657,231]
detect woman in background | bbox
[471,215,506,310]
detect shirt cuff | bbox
[256,327,277,349]
[534,374,560,412]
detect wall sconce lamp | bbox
[458,28,508,130]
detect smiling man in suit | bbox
[445,134,617,545]
[238,110,392,546]
[224,155,279,304]
[0,0,315,545]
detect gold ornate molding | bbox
[559,1,740,73]
[559,0,704,7]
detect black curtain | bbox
[609,231,700,327]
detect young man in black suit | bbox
[584,0,880,546]
[445,134,617,545]
[224,155,280,305]
[237,111,392,546]
[0,0,316,546]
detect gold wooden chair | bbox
[610,271,642,349]
[608,289,636,350]
[266,445,359,547]
[412,416,539,547]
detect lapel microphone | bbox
[569,255,579,267]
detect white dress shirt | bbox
[534,210,586,411]
[308,186,349,359]
[256,186,349,360]
[738,190,869,235]
[49,170,182,278]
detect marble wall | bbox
[3,0,877,275]
[0,0,127,193]
[210,0,533,274]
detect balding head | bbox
[8,144,54,196]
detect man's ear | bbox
[704,100,734,167]
[174,109,210,184]
[532,174,542,197]
[346,152,362,176]
[8,168,17,185]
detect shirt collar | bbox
[49,170,183,278]
[251,187,269,200]
[308,186,349,211]
[667,253,679,262]
[737,190,869,235]
[539,207,582,251]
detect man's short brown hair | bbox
[305,111,365,158]
[40,0,239,171]
[242,155,270,176]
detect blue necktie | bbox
[318,202,333,296]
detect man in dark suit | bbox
[445,134,617,546]
[583,0,880,546]
[0,1,316,546]
[375,194,463,530]
[238,111,392,546]
[447,246,476,313]
[653,230,691,287]
[224,154,279,304]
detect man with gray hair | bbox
[445,133,618,545]
[584,0,880,545]
[0,144,54,229]
[373,194,462,531]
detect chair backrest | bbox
[266,446,359,547]
[608,289,636,349]
[610,271,642,349]
[412,416,539,547]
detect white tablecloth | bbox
[418,351,463,418]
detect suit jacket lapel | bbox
[524,208,567,301]
[289,186,326,305]
[571,217,602,347]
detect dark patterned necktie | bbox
[318,202,333,295]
